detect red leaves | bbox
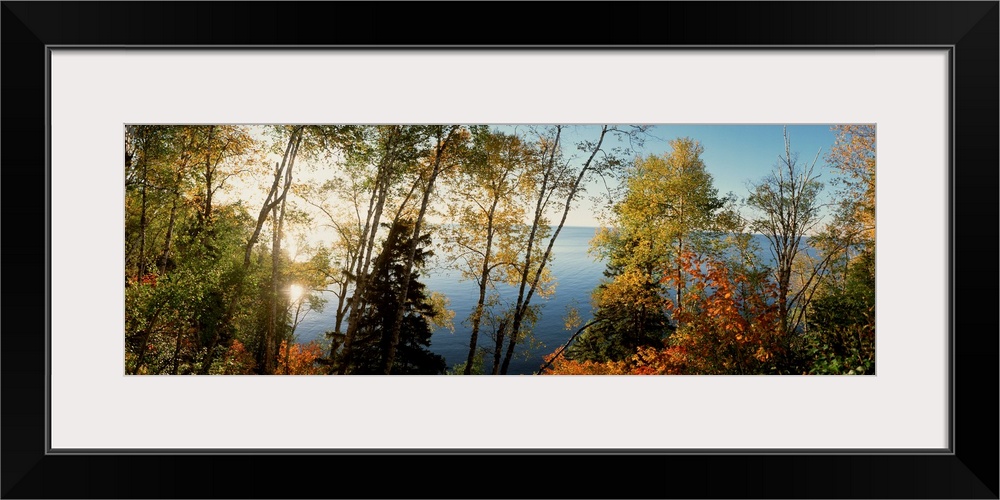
[130,273,159,287]
[663,252,783,373]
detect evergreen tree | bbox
[348,220,447,374]
[569,236,674,362]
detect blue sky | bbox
[552,124,846,227]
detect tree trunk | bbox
[201,126,302,375]
[491,320,507,375]
[203,125,215,223]
[502,126,607,374]
[266,135,296,374]
[383,127,457,374]
[338,167,391,373]
[778,264,791,336]
[464,201,499,374]
[158,171,183,274]
[137,152,149,278]
[171,326,184,375]
[500,129,561,374]
[499,328,518,375]
[338,127,403,374]
[129,303,164,374]
[676,237,683,313]
[266,204,280,374]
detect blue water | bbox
[423,226,606,375]
[292,229,814,374]
[293,226,606,375]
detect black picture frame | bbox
[3,2,996,498]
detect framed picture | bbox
[3,2,996,498]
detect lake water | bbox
[293,226,607,375]
[292,229,810,374]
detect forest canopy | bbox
[124,124,875,375]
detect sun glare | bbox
[289,284,304,303]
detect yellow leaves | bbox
[563,306,581,331]
[426,291,455,332]
[594,269,666,312]
[754,347,771,362]
[828,125,876,245]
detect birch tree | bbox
[746,127,825,336]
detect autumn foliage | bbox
[220,340,256,375]
[541,352,629,375]
[543,252,783,375]
[215,340,326,375]
[275,340,326,375]
[664,252,783,374]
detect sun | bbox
[289,284,304,303]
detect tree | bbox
[664,252,783,374]
[275,340,326,375]
[124,125,266,375]
[125,125,202,279]
[262,126,304,373]
[126,202,255,375]
[125,125,163,280]
[190,125,303,375]
[191,125,256,228]
[637,139,731,307]
[569,266,672,363]
[801,250,875,374]
[294,169,366,356]
[580,138,731,362]
[826,124,876,249]
[790,124,877,374]
[494,125,647,374]
[333,125,436,374]
[439,126,534,374]
[349,220,447,375]
[746,127,825,337]
[542,252,783,375]
[382,125,463,374]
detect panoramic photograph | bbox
[124,124,875,375]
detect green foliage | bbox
[798,324,875,375]
[448,350,486,375]
[124,260,244,375]
[569,268,674,363]
[125,182,264,374]
[799,250,875,374]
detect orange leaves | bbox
[217,340,326,375]
[221,340,256,375]
[540,344,686,375]
[661,252,783,374]
[628,346,686,375]
[275,340,326,375]
[545,252,785,375]
[540,350,629,375]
